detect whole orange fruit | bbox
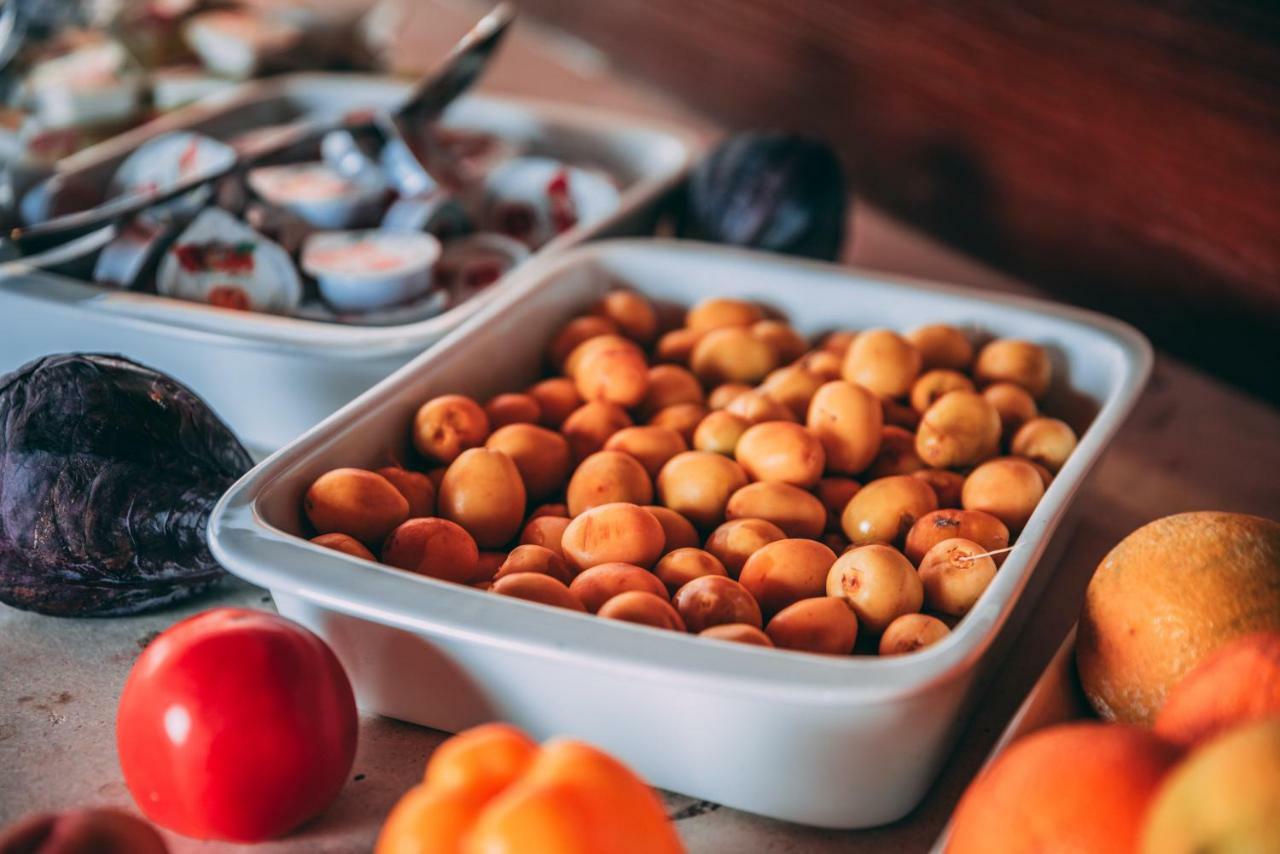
[947,723,1179,854]
[1076,511,1280,725]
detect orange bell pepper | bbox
[376,723,686,854]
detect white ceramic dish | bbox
[208,239,1152,828]
[301,231,441,312]
[156,208,302,313]
[246,162,385,230]
[0,74,698,455]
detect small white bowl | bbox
[481,156,621,249]
[157,208,301,313]
[301,230,442,312]
[111,131,237,221]
[93,218,175,289]
[23,40,143,130]
[247,162,385,230]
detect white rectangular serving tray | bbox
[0,74,698,456]
[209,239,1151,828]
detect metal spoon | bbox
[5,1,516,255]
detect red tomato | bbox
[117,608,357,842]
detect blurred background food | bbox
[0,0,384,164]
[4,0,1277,401]
[504,0,1280,403]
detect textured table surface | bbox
[3,2,1279,852]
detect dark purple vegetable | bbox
[680,131,848,261]
[0,354,251,617]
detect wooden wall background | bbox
[519,0,1280,400]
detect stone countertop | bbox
[3,2,1280,851]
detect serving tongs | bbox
[3,2,516,258]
